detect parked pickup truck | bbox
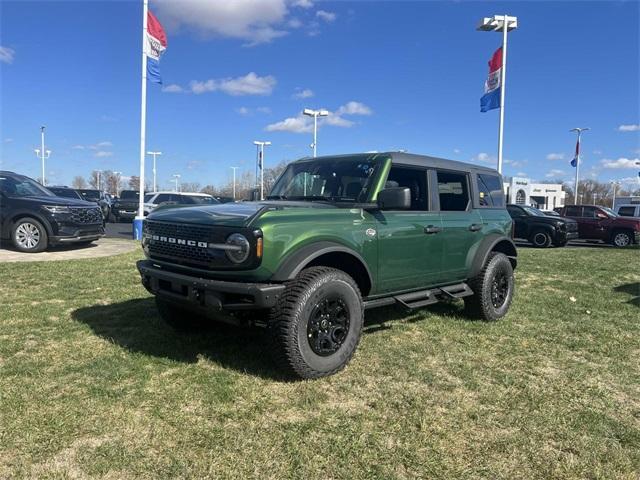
[507,204,578,247]
[558,204,640,247]
[112,190,140,222]
[137,152,518,379]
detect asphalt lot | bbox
[105,221,133,239]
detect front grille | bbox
[566,222,578,232]
[144,220,243,269]
[70,207,103,224]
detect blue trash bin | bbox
[133,217,144,241]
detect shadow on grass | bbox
[613,283,640,307]
[72,298,289,381]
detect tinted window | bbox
[437,171,469,211]
[564,206,582,217]
[507,205,524,218]
[120,190,139,200]
[582,206,597,218]
[48,188,81,199]
[78,190,100,201]
[618,206,636,216]
[0,175,53,197]
[477,174,504,207]
[154,194,175,204]
[385,166,428,211]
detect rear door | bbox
[581,206,608,240]
[375,164,443,292]
[435,170,484,282]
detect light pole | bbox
[96,170,103,191]
[230,166,239,199]
[34,126,51,186]
[477,15,517,174]
[113,171,122,195]
[253,141,271,200]
[303,108,329,157]
[610,181,620,208]
[570,127,589,204]
[146,151,162,193]
[172,174,181,192]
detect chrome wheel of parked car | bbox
[612,232,631,247]
[12,218,48,253]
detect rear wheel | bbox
[530,229,552,248]
[464,252,514,321]
[611,231,632,247]
[12,218,48,253]
[269,267,363,379]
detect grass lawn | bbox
[1,245,639,479]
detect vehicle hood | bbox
[146,200,337,227]
[613,216,640,228]
[531,215,577,226]
[15,195,97,208]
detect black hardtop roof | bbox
[293,152,500,175]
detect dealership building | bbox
[503,177,566,210]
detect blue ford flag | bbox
[481,47,502,112]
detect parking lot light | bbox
[172,174,181,192]
[147,151,162,193]
[253,141,271,200]
[303,108,329,157]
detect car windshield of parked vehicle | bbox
[600,207,618,217]
[78,189,100,201]
[48,187,82,200]
[185,195,219,204]
[0,175,54,197]
[522,206,546,217]
[268,158,378,203]
[120,190,139,200]
[144,194,155,203]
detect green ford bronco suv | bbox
[137,152,517,378]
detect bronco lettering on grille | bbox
[151,234,208,248]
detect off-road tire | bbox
[611,230,632,248]
[11,217,48,253]
[530,229,552,248]
[269,267,364,379]
[155,297,211,332]
[464,252,514,321]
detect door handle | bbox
[424,225,442,234]
[468,223,483,232]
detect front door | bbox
[580,206,609,240]
[507,205,527,239]
[375,165,443,293]
[435,170,485,282]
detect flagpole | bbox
[574,131,581,204]
[497,15,508,174]
[137,0,148,228]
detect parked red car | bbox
[558,205,640,247]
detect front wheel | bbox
[611,231,632,247]
[12,218,48,253]
[269,267,364,379]
[530,229,552,248]
[464,252,514,321]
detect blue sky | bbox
[1,0,639,190]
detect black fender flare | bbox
[272,241,374,286]
[468,234,517,279]
[4,211,54,238]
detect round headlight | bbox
[225,233,250,264]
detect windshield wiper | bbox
[265,195,288,200]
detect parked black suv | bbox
[112,190,139,222]
[507,204,578,247]
[0,172,105,252]
[47,186,83,200]
[77,189,111,220]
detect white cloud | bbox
[162,84,184,93]
[600,157,640,169]
[287,18,303,29]
[266,101,373,133]
[95,141,112,148]
[72,145,85,150]
[4,138,13,143]
[316,10,336,22]
[237,106,251,116]
[516,171,528,177]
[190,72,276,96]
[618,124,640,132]
[504,158,525,168]
[593,149,602,155]
[256,106,271,114]
[546,152,565,161]
[73,141,113,151]
[453,148,461,154]
[545,169,566,178]
[94,151,113,158]
[154,0,289,46]
[0,46,15,64]
[292,0,313,8]
[471,153,495,164]
[293,88,314,99]
[236,106,271,116]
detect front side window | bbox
[437,171,470,211]
[564,206,581,217]
[507,205,524,218]
[268,157,378,203]
[78,190,100,201]
[384,166,428,211]
[582,206,598,218]
[477,174,505,207]
[521,206,546,217]
[0,176,53,197]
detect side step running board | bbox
[363,282,474,310]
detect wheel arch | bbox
[468,234,517,278]
[272,241,374,297]
[8,212,54,237]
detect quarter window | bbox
[618,206,636,216]
[477,174,505,207]
[437,171,470,211]
[385,166,429,211]
[564,206,581,217]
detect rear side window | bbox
[437,171,470,211]
[477,174,504,207]
[564,206,581,217]
[618,206,636,216]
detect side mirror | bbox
[596,212,608,220]
[377,187,411,210]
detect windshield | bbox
[49,188,81,199]
[186,195,219,204]
[522,206,546,217]
[120,190,139,200]
[268,158,378,202]
[78,190,100,200]
[600,206,618,217]
[0,175,53,197]
[143,194,154,203]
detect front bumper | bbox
[137,260,284,310]
[114,208,137,219]
[50,225,105,244]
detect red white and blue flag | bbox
[145,11,167,84]
[570,135,581,167]
[480,47,502,112]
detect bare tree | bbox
[128,176,140,190]
[104,171,122,195]
[71,176,88,189]
[180,182,201,193]
[87,170,100,189]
